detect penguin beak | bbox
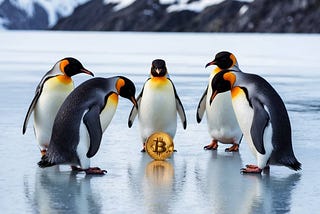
[205,60,216,68]
[130,96,138,109]
[80,68,94,77]
[209,90,218,105]
[155,68,161,74]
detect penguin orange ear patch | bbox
[223,72,236,87]
[60,59,69,74]
[116,78,125,92]
[230,54,237,66]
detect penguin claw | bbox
[240,165,262,174]
[225,144,239,152]
[204,141,218,150]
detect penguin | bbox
[38,76,137,174]
[209,69,302,173]
[22,57,93,157]
[128,59,187,152]
[197,51,242,152]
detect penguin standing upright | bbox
[197,51,242,152]
[128,59,187,152]
[210,68,301,173]
[22,57,93,156]
[38,76,137,174]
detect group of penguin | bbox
[22,51,301,175]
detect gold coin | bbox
[145,132,174,161]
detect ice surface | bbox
[0,31,319,213]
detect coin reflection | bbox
[145,160,174,186]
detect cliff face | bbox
[53,0,320,33]
[2,0,320,33]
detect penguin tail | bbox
[279,156,302,171]
[288,160,302,171]
[38,155,56,168]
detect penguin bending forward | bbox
[22,57,93,157]
[128,59,187,152]
[38,76,137,174]
[210,69,301,173]
[197,51,242,152]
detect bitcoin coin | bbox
[145,132,174,161]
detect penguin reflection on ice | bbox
[128,59,187,152]
[23,168,102,213]
[22,57,94,157]
[38,76,137,174]
[209,67,301,173]
[197,51,242,152]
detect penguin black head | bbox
[205,51,238,70]
[209,70,235,105]
[60,57,94,77]
[116,76,138,108]
[151,59,167,77]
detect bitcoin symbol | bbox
[153,137,166,153]
[146,132,174,161]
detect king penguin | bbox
[38,76,137,174]
[210,68,301,173]
[128,59,187,152]
[197,51,242,152]
[22,57,93,157]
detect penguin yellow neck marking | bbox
[56,75,72,84]
[108,93,119,104]
[150,76,168,87]
[231,86,244,98]
[212,67,221,75]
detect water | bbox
[0,31,319,213]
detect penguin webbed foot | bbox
[38,155,55,168]
[72,166,107,175]
[85,167,107,175]
[240,164,262,174]
[204,140,218,150]
[225,144,239,152]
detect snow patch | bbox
[1,0,90,27]
[103,0,135,11]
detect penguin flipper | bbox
[250,98,270,155]
[128,91,142,128]
[83,105,103,158]
[22,90,41,134]
[169,79,187,129]
[196,87,208,123]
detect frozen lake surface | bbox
[0,31,319,213]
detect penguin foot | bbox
[240,165,262,173]
[141,143,146,152]
[204,141,218,150]
[38,155,55,168]
[225,144,239,152]
[85,167,107,175]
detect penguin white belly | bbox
[206,89,242,143]
[138,80,177,140]
[231,88,273,168]
[100,93,119,132]
[77,113,91,169]
[76,93,119,169]
[34,79,73,149]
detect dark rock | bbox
[0,0,48,29]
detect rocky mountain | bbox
[1,0,320,33]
